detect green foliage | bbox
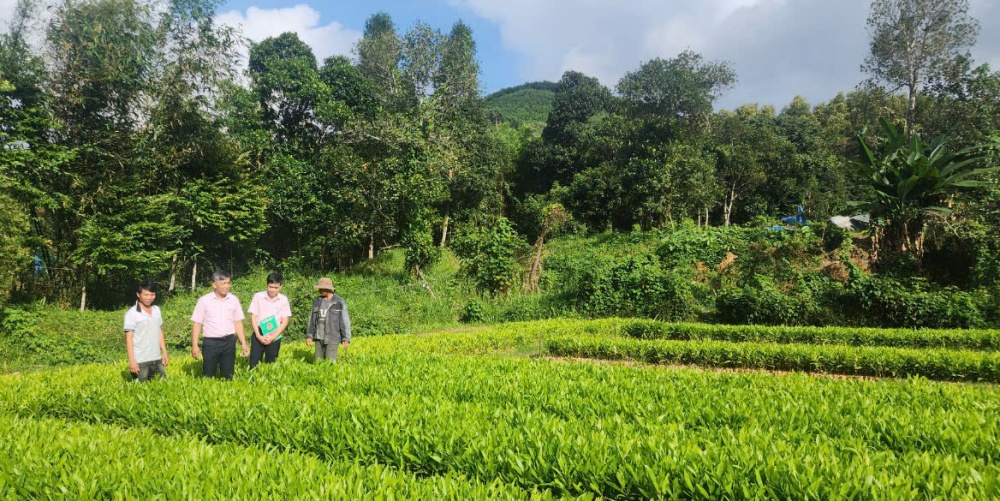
[623,318,1000,350]
[402,214,440,271]
[568,255,696,321]
[617,50,736,138]
[848,274,986,328]
[0,306,119,368]
[453,217,527,294]
[0,415,542,499]
[0,191,30,310]
[546,328,1000,382]
[484,82,556,127]
[855,118,998,265]
[2,328,1000,498]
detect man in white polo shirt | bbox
[124,280,169,382]
[247,272,292,369]
[191,269,249,379]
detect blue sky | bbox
[214,0,1000,111]
[5,0,994,111]
[218,0,519,95]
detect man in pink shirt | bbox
[191,270,249,379]
[247,272,292,368]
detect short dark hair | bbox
[267,272,283,285]
[136,279,158,294]
[212,269,231,282]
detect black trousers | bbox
[202,335,235,379]
[249,336,281,369]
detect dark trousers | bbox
[249,336,281,369]
[202,335,235,379]
[135,360,166,382]
[314,339,339,362]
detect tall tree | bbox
[863,0,979,135]
[430,20,490,247]
[249,32,331,156]
[356,12,403,111]
[617,50,736,140]
[45,0,158,307]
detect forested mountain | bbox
[1,0,999,316]
[484,81,557,127]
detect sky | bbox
[3,0,1000,110]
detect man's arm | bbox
[305,302,315,347]
[191,323,202,359]
[270,316,289,342]
[235,320,249,357]
[250,313,266,344]
[125,331,139,374]
[340,300,351,346]
[158,328,169,367]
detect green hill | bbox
[485,81,557,127]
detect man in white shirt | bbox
[123,280,169,382]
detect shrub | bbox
[847,274,986,328]
[452,217,528,295]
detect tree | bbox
[401,22,443,104]
[249,32,332,156]
[855,118,997,266]
[617,51,736,140]
[711,106,787,226]
[356,12,403,111]
[925,56,1000,149]
[863,0,979,135]
[428,20,491,247]
[45,0,158,307]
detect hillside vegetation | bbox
[485,81,557,127]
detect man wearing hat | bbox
[305,277,351,362]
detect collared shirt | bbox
[191,292,245,338]
[124,303,163,363]
[247,291,292,327]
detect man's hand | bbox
[162,353,170,367]
[340,340,349,349]
[305,338,313,348]
[128,359,139,375]
[191,345,201,360]
[256,332,269,345]
[240,342,249,358]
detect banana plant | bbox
[854,118,998,264]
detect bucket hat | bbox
[313,277,335,290]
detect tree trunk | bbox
[320,240,327,271]
[79,282,86,312]
[525,230,548,293]
[168,254,177,292]
[440,215,449,247]
[414,265,437,300]
[368,235,374,260]
[190,260,197,291]
[724,186,736,227]
[906,70,918,137]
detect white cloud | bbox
[217,4,362,66]
[456,0,1000,109]
[0,0,17,26]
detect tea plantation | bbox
[1,318,998,499]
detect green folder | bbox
[259,315,281,340]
